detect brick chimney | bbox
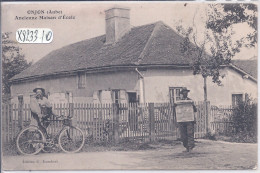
[105,7,130,44]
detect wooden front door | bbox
[128,92,138,131]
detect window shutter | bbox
[93,91,100,104]
[101,90,113,104]
[78,72,86,89]
[120,90,127,104]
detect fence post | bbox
[18,95,24,130]
[69,103,74,116]
[2,105,6,144]
[149,103,155,142]
[204,101,210,134]
[112,103,119,144]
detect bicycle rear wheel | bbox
[16,126,44,155]
[58,126,85,153]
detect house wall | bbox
[11,70,139,104]
[11,75,78,104]
[11,67,257,106]
[85,70,139,95]
[143,67,257,106]
[206,67,257,105]
[143,68,204,103]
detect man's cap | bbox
[33,87,45,94]
[180,87,190,94]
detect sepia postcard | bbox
[1,1,258,171]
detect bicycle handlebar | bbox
[57,114,73,120]
[41,114,73,123]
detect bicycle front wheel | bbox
[16,126,44,155]
[58,126,85,153]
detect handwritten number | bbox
[26,29,30,41]
[42,30,45,43]
[33,30,38,42]
[22,31,26,42]
[16,29,53,43]
[46,31,52,41]
[29,31,34,42]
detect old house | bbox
[10,7,257,106]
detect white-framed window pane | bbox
[175,89,181,101]
[112,90,120,104]
[232,94,243,106]
[169,87,183,103]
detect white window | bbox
[169,87,183,103]
[112,90,120,104]
[78,72,86,89]
[232,94,243,106]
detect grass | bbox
[2,140,20,156]
[204,131,257,143]
[215,134,257,143]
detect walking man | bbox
[176,87,197,152]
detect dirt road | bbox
[3,139,257,170]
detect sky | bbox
[2,1,257,63]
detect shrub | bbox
[232,97,257,142]
[205,132,217,140]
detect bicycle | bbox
[16,114,85,155]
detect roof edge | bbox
[229,64,257,83]
[10,63,257,83]
[10,64,191,83]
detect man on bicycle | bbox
[30,87,58,138]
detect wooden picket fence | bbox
[117,103,179,142]
[2,101,231,144]
[210,105,234,135]
[194,101,209,138]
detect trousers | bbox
[31,112,49,137]
[178,121,195,150]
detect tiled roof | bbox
[11,21,193,81]
[231,59,257,79]
[11,21,257,81]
